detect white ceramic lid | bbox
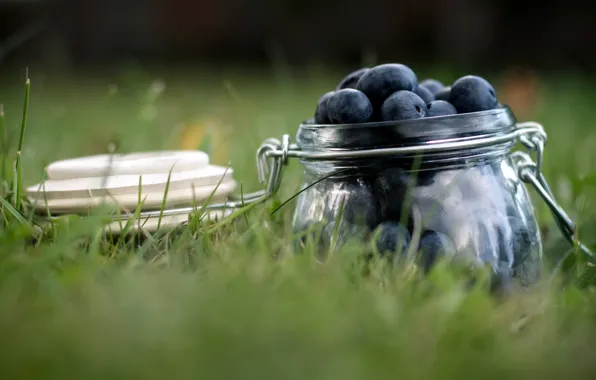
[28,152,238,233]
[28,179,237,214]
[46,151,210,180]
[28,165,234,200]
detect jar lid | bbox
[27,179,237,214]
[46,151,209,180]
[28,165,233,199]
[28,150,243,234]
[27,164,236,214]
[296,107,517,152]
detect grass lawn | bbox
[1,65,596,379]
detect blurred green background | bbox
[1,1,596,379]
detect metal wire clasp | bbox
[256,134,293,196]
[512,122,593,259]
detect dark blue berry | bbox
[449,75,498,113]
[356,63,418,109]
[504,216,540,285]
[420,79,444,95]
[329,177,382,229]
[414,85,435,104]
[372,167,413,223]
[418,230,456,272]
[426,100,457,117]
[314,91,334,124]
[337,68,370,90]
[498,216,533,268]
[326,89,374,124]
[373,221,411,257]
[434,87,451,102]
[380,91,426,121]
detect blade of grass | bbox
[189,163,231,229]
[14,72,30,210]
[270,168,352,216]
[137,175,143,242]
[399,156,423,229]
[205,201,260,234]
[178,183,200,234]
[118,195,148,241]
[0,195,28,225]
[0,104,5,181]
[198,164,229,216]
[42,180,54,230]
[239,182,249,225]
[1,204,8,225]
[11,159,17,207]
[327,195,346,260]
[370,223,383,259]
[156,168,174,230]
[88,228,104,257]
[190,183,198,211]
[116,182,150,245]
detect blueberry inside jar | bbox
[293,106,542,288]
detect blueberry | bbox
[418,230,456,272]
[314,91,334,124]
[356,63,418,109]
[414,85,435,104]
[323,176,382,231]
[504,216,540,285]
[499,216,534,267]
[380,91,427,121]
[337,68,370,90]
[372,167,413,223]
[326,89,374,124]
[434,87,451,102]
[413,170,436,187]
[373,221,411,257]
[420,79,444,95]
[426,100,457,117]
[449,75,498,113]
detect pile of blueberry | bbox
[313,63,499,124]
[297,64,541,287]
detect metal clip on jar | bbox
[130,107,592,283]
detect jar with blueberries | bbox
[292,108,541,286]
[275,64,591,288]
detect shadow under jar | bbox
[292,107,541,286]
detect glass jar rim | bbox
[296,106,517,152]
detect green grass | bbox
[1,65,596,379]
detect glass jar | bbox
[287,107,564,286]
